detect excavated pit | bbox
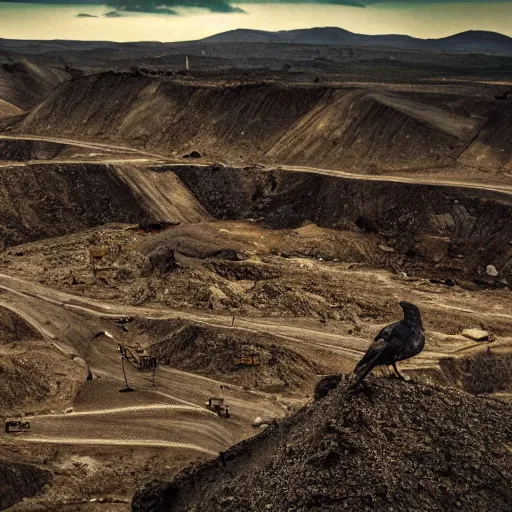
[0,161,510,283]
[172,165,512,280]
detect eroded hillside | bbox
[16,72,512,175]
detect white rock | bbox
[378,244,396,253]
[252,416,263,427]
[486,265,499,277]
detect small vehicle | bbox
[235,353,260,367]
[206,397,230,418]
[5,420,30,433]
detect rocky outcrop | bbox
[132,376,512,512]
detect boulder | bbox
[486,265,499,277]
[462,329,490,342]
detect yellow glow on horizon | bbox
[0,2,510,42]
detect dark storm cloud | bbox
[1,0,246,14]
[2,0,510,16]
[105,0,246,14]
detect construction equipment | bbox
[236,352,260,367]
[5,420,30,433]
[206,397,230,418]
[118,344,157,372]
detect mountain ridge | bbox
[201,27,512,53]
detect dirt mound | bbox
[440,350,512,395]
[142,319,321,392]
[132,377,512,512]
[18,73,508,172]
[0,461,51,510]
[136,222,268,262]
[0,59,69,110]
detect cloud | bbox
[2,0,246,14]
[105,0,245,14]
[3,0,512,17]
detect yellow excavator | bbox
[235,352,260,367]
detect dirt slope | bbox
[173,165,512,279]
[0,305,87,416]
[0,461,51,510]
[0,98,23,119]
[132,377,512,512]
[0,59,69,110]
[0,138,69,161]
[113,165,209,224]
[17,73,510,172]
[143,318,321,393]
[0,163,207,247]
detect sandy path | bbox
[14,437,218,455]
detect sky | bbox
[0,1,510,42]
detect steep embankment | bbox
[18,72,509,172]
[460,104,512,171]
[0,138,68,161]
[173,165,512,278]
[0,305,86,415]
[0,163,207,247]
[0,462,51,510]
[0,59,69,110]
[132,376,512,512]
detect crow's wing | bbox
[374,321,400,342]
[354,337,388,372]
[355,321,402,372]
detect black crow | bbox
[349,301,425,387]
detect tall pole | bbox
[119,354,134,393]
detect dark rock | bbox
[147,247,176,273]
[314,374,341,400]
[183,151,202,159]
[132,377,512,512]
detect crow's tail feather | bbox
[348,362,376,389]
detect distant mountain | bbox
[201,27,512,53]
